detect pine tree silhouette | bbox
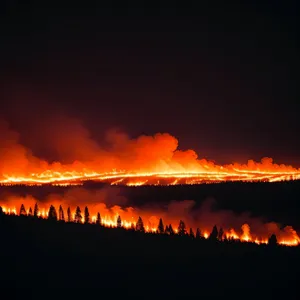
[28,207,33,216]
[48,205,58,221]
[59,205,65,221]
[0,206,3,216]
[165,225,169,234]
[157,218,164,234]
[67,207,71,222]
[178,220,187,236]
[136,216,145,232]
[33,203,39,217]
[117,215,122,228]
[268,234,278,246]
[196,228,202,239]
[19,204,26,216]
[84,206,90,224]
[96,212,101,225]
[209,225,219,240]
[218,227,224,241]
[169,224,174,235]
[189,228,195,238]
[74,206,82,223]
[53,206,58,220]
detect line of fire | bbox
[1,202,299,247]
[1,169,300,187]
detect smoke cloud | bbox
[0,116,298,183]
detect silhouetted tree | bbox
[96,212,101,225]
[33,203,39,217]
[169,224,174,235]
[74,206,82,223]
[0,206,3,215]
[117,215,122,228]
[196,228,202,239]
[48,205,57,221]
[218,227,224,241]
[19,204,26,216]
[136,216,145,232]
[84,206,90,224]
[268,234,278,246]
[209,225,219,241]
[178,220,187,236]
[165,225,169,234]
[157,218,164,234]
[28,207,33,216]
[59,205,65,221]
[130,223,135,230]
[67,207,71,222]
[189,228,195,238]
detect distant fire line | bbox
[1,129,300,186]
[1,169,300,186]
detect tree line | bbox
[0,203,279,246]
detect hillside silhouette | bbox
[0,211,299,297]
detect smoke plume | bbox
[0,116,299,185]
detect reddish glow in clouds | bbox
[0,117,300,186]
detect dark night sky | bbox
[0,1,299,165]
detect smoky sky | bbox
[0,2,299,165]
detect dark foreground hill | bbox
[0,214,299,298]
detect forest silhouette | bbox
[0,203,299,297]
[0,203,284,245]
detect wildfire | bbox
[0,128,300,186]
[1,203,299,247]
[1,167,300,187]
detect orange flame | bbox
[1,164,300,186]
[1,202,299,247]
[0,131,299,186]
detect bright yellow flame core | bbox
[1,205,299,247]
[1,163,300,187]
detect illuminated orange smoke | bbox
[1,201,299,247]
[0,126,300,186]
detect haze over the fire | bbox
[0,115,200,171]
[1,115,300,185]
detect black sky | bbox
[0,1,299,165]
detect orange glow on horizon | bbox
[1,166,300,187]
[0,131,299,186]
